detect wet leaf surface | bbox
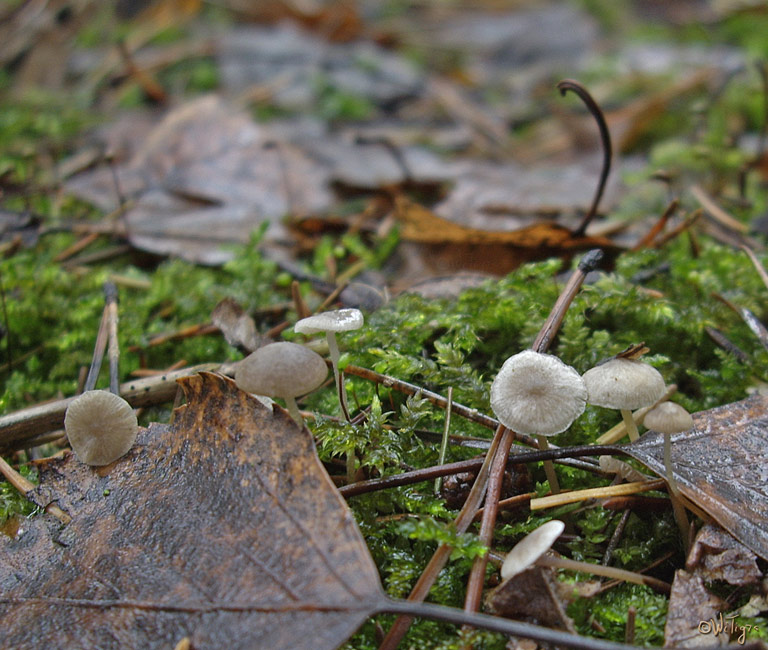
[0,373,385,649]
[625,395,768,561]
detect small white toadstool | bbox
[490,350,587,436]
[235,341,328,426]
[295,308,363,419]
[501,519,565,580]
[582,357,665,442]
[644,401,694,547]
[490,350,586,494]
[64,390,138,466]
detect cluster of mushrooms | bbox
[63,305,694,547]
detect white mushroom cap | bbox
[582,358,665,411]
[490,350,587,435]
[235,342,328,398]
[501,520,565,580]
[643,401,693,434]
[64,390,138,466]
[294,309,364,335]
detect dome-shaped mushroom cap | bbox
[235,342,328,398]
[64,390,138,466]
[501,520,565,580]
[582,358,665,411]
[644,401,693,434]
[294,308,364,335]
[490,350,587,436]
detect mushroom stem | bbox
[284,396,304,427]
[325,331,351,421]
[621,409,640,442]
[535,554,670,594]
[664,432,691,551]
[536,434,561,495]
[326,331,356,482]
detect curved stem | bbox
[557,79,612,237]
[326,332,351,422]
[327,331,355,481]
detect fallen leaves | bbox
[0,373,384,649]
[624,394,768,561]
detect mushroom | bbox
[501,519,565,580]
[499,519,670,592]
[644,401,694,548]
[490,350,587,493]
[64,390,138,466]
[294,308,363,421]
[582,357,665,442]
[235,341,328,426]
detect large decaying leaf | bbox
[625,395,768,561]
[0,373,384,649]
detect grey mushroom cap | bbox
[582,358,665,411]
[64,390,138,466]
[644,401,694,434]
[294,308,364,335]
[235,342,328,398]
[490,350,587,436]
[501,520,565,580]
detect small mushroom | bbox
[644,401,694,547]
[64,390,138,466]
[501,520,565,580]
[235,341,328,426]
[490,350,587,493]
[490,350,587,436]
[500,519,670,592]
[582,357,665,442]
[294,308,363,420]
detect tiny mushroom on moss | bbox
[235,341,328,426]
[644,401,694,546]
[582,357,665,442]
[295,308,363,420]
[490,350,587,493]
[499,519,671,592]
[64,390,138,466]
[501,520,565,580]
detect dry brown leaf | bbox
[664,570,729,648]
[0,373,383,649]
[686,524,762,586]
[625,394,768,561]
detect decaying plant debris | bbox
[3,2,768,649]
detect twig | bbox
[690,184,749,233]
[630,199,679,251]
[0,455,70,524]
[434,387,453,494]
[602,508,632,566]
[530,479,666,510]
[340,444,623,499]
[557,80,612,237]
[741,244,768,292]
[84,304,110,393]
[0,363,235,451]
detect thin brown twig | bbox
[630,199,679,251]
[557,80,612,237]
